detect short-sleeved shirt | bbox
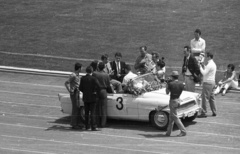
[68,72,81,93]
[167,80,184,100]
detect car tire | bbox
[79,106,85,122]
[150,111,169,130]
[183,112,198,122]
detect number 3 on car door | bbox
[116,97,123,110]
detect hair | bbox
[184,45,191,52]
[98,62,105,71]
[195,29,202,35]
[172,75,178,80]
[227,64,235,71]
[90,60,99,72]
[125,64,131,71]
[206,52,213,59]
[101,54,108,61]
[86,66,93,73]
[156,59,165,68]
[140,46,147,51]
[74,63,82,71]
[115,52,122,57]
[152,52,159,59]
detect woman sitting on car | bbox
[214,64,239,95]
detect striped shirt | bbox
[68,72,81,93]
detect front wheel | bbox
[150,111,169,130]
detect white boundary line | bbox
[0,112,60,119]
[0,100,60,108]
[1,135,168,154]
[0,90,57,98]
[0,147,57,154]
[1,122,240,145]
[0,80,65,89]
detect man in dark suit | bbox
[79,66,100,131]
[182,46,200,92]
[93,62,112,128]
[110,52,126,83]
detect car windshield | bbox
[127,73,162,95]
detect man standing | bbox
[134,46,154,74]
[165,71,187,137]
[182,46,200,92]
[64,63,83,129]
[110,52,126,83]
[79,66,100,131]
[93,62,112,127]
[190,29,206,61]
[198,52,217,117]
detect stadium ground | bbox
[0,71,240,154]
[0,0,240,73]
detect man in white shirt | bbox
[122,64,138,92]
[198,52,217,117]
[191,29,206,62]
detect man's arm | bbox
[65,80,71,93]
[200,63,209,76]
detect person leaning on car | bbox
[182,45,201,92]
[165,71,187,137]
[93,62,112,128]
[79,66,100,131]
[64,62,83,130]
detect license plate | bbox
[188,111,195,117]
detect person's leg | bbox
[90,102,97,129]
[166,105,174,136]
[208,83,217,116]
[70,91,80,127]
[84,102,90,129]
[101,90,108,127]
[201,83,208,115]
[110,79,123,93]
[171,99,186,135]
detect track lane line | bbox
[0,147,57,154]
[0,100,60,108]
[0,122,240,151]
[1,135,168,154]
[0,90,57,98]
[0,80,65,88]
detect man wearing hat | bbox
[165,71,187,137]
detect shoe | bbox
[91,128,100,131]
[212,113,217,117]
[71,126,82,130]
[165,133,170,136]
[177,132,187,137]
[198,114,207,118]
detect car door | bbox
[107,93,139,120]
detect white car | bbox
[58,73,201,130]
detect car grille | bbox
[178,100,196,112]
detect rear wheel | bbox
[79,106,85,122]
[150,111,169,130]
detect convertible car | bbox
[58,73,201,130]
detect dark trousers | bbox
[98,89,108,127]
[84,101,97,129]
[70,90,81,127]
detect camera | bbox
[164,77,173,84]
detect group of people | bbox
[64,28,239,137]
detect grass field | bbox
[0,0,240,75]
